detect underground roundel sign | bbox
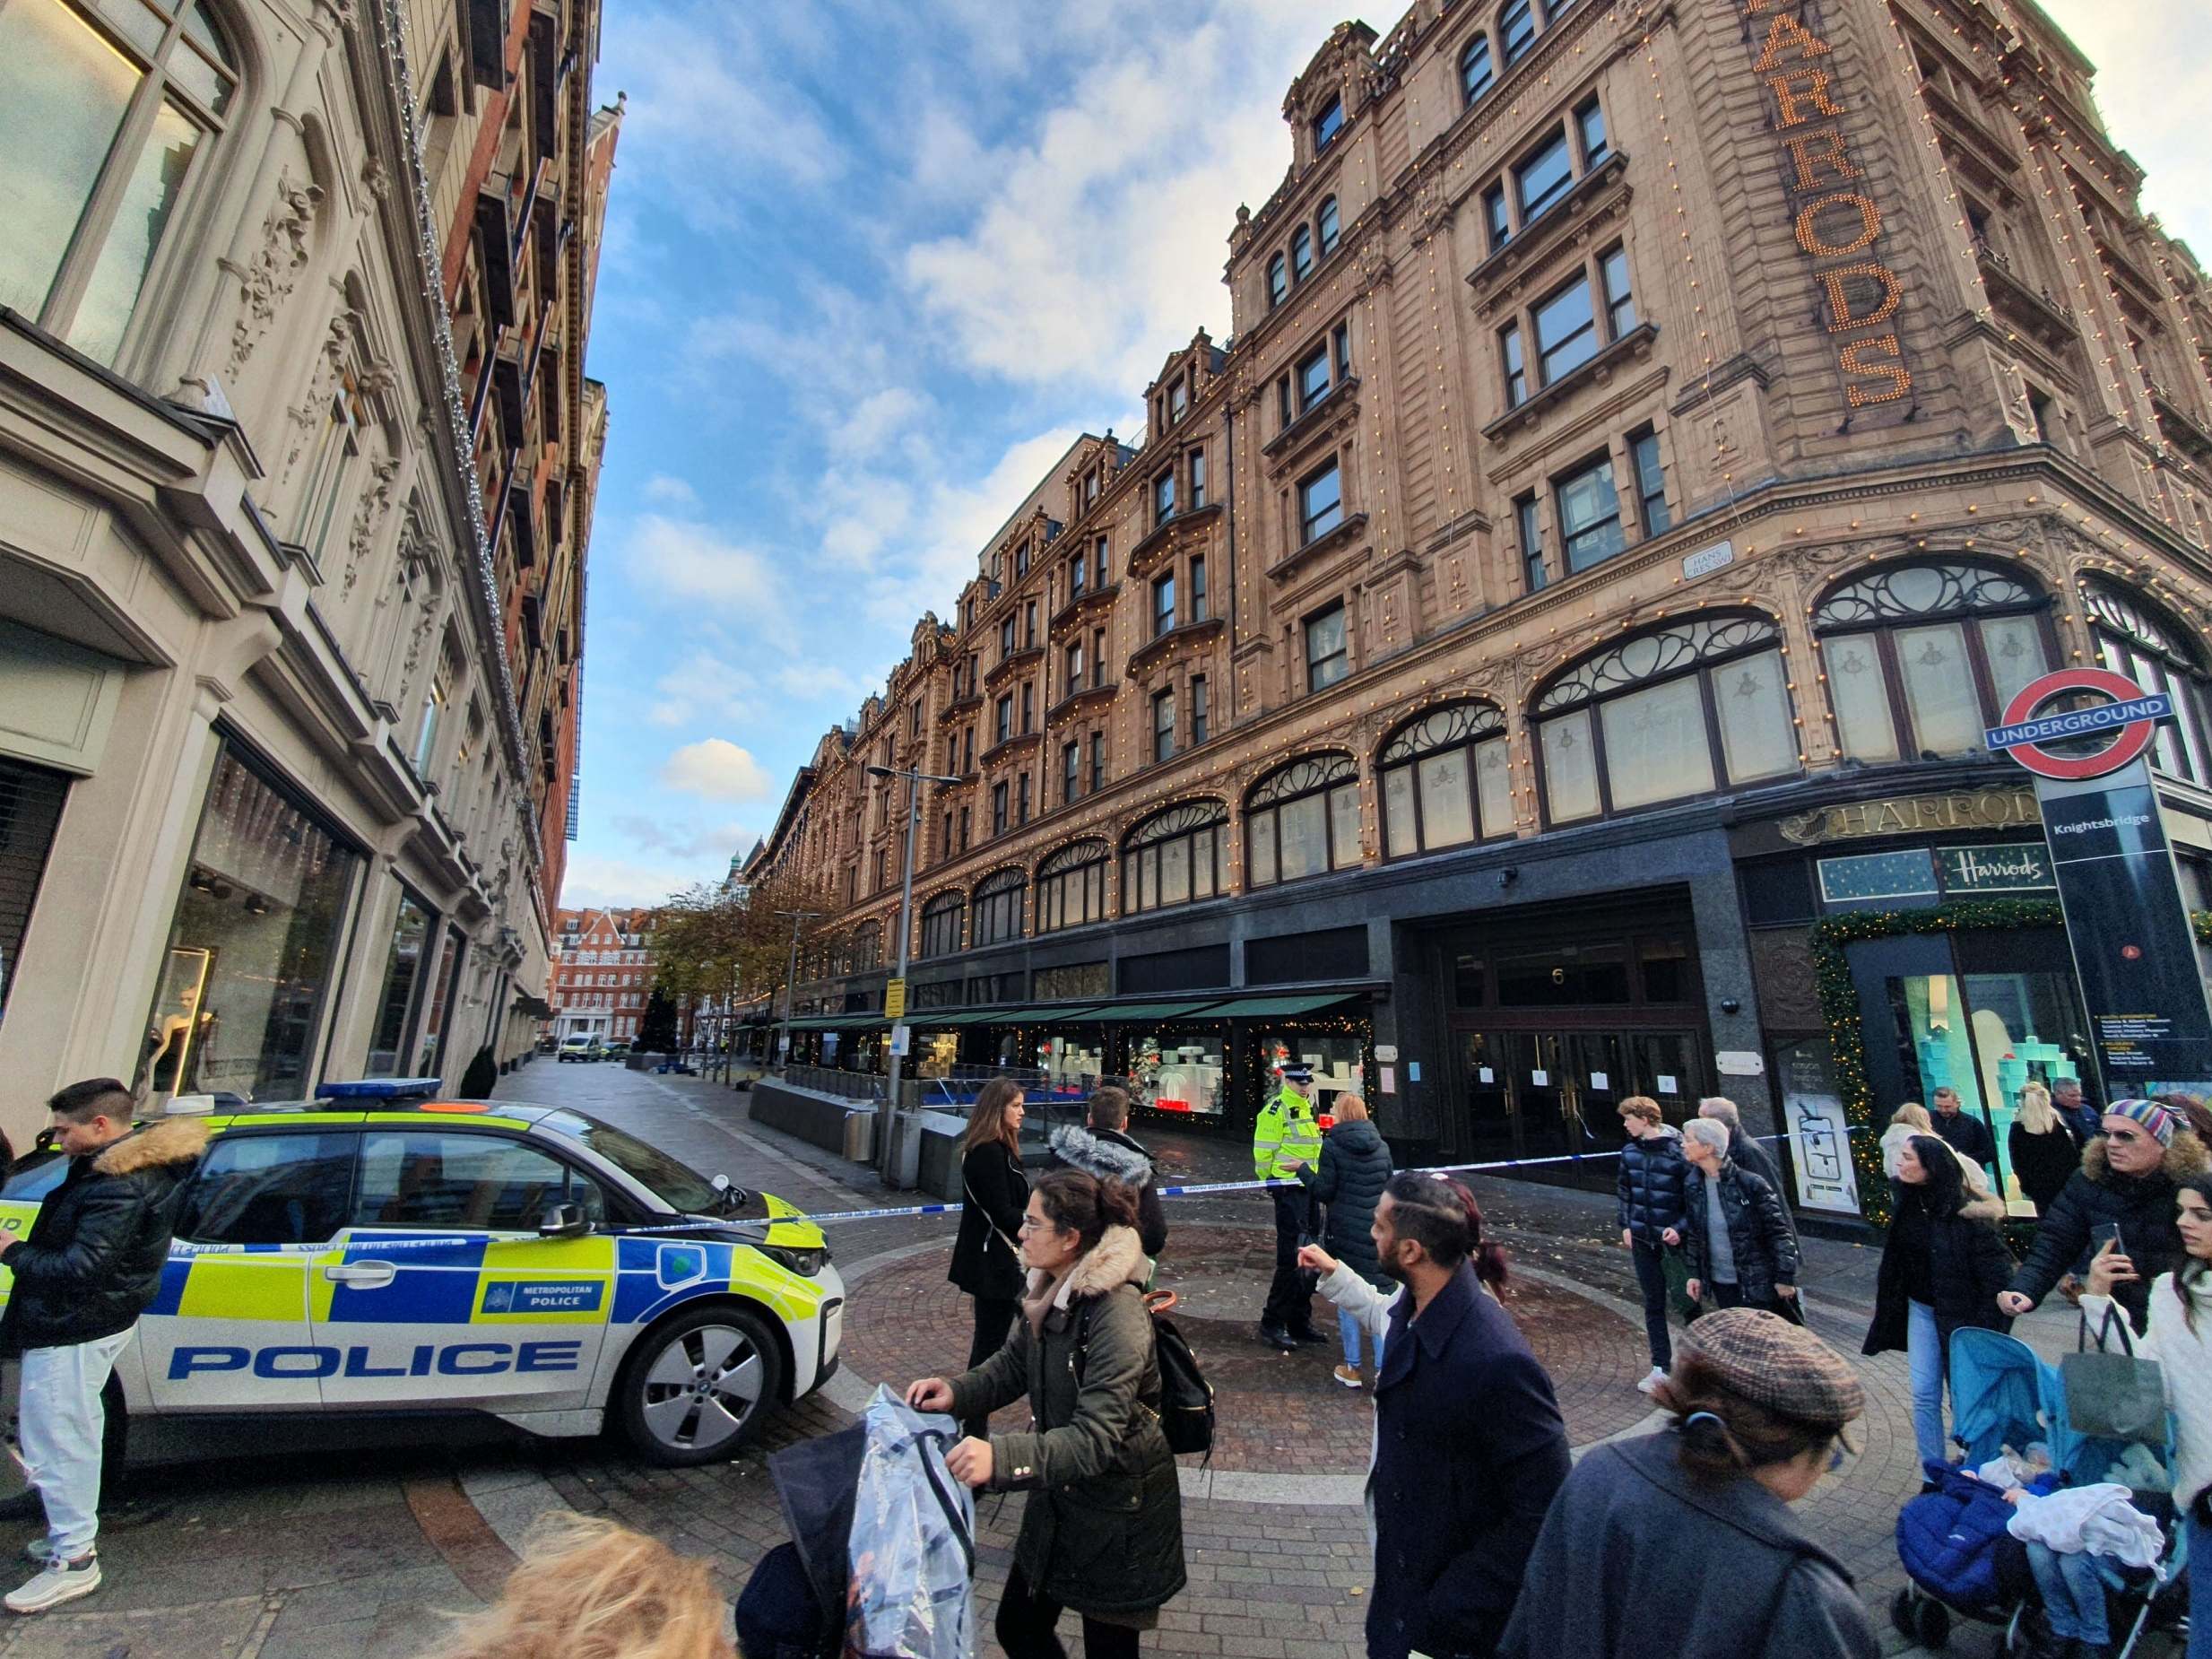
[1982,668,2173,781]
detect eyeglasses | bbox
[1017,1214,1054,1233]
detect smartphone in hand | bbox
[2090,1221,2125,1257]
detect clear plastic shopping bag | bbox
[844,1385,976,1659]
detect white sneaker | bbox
[5,1552,100,1613]
[1636,1367,1667,1395]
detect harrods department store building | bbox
[748,0,2212,1220]
[0,0,619,1144]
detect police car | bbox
[0,1082,845,1468]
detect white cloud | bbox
[776,662,868,700]
[624,514,785,620]
[610,814,755,864]
[559,849,702,910]
[662,738,776,803]
[645,651,759,728]
[2037,1,2212,257]
[642,473,699,506]
[832,387,933,457]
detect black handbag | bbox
[2060,1302,2169,1443]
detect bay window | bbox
[1,0,238,364]
[1379,702,1513,856]
[1535,614,1799,823]
[1247,754,1362,888]
[1813,561,2052,765]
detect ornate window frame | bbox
[1121,799,1227,916]
[1245,752,1361,888]
[1377,701,1511,857]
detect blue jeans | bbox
[1338,1306,1383,1370]
[2189,1506,2209,1659]
[2025,1543,2111,1646]
[1906,1299,1948,1467]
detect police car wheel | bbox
[619,1305,783,1465]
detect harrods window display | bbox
[1131,1029,1226,1116]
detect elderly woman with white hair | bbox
[1681,1116,1801,1316]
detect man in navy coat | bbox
[1360,1174,1572,1659]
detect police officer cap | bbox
[1279,1064,1313,1083]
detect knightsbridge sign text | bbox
[1738,0,1913,409]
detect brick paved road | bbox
[0,1061,2107,1656]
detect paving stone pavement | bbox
[0,1060,2121,1656]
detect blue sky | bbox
[560,0,2212,910]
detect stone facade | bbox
[747,0,2212,1173]
[0,0,618,1136]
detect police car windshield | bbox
[542,1112,721,1213]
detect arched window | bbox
[919,890,966,959]
[1535,614,1798,823]
[1266,254,1288,308]
[1246,754,1361,888]
[1813,561,2052,764]
[1379,702,1511,856]
[851,921,882,973]
[1036,840,1109,934]
[1317,195,1340,257]
[972,867,1027,948]
[1,0,240,364]
[1290,225,1314,283]
[1460,34,1495,104]
[2085,581,2212,784]
[1499,0,1537,65]
[1123,800,1227,916]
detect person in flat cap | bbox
[1252,1063,1325,1351]
[1999,1095,2208,1334]
[1499,1309,1877,1659]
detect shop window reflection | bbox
[1131,1031,1224,1116]
[140,747,360,1102]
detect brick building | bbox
[745,0,2212,1223]
[0,0,618,1132]
[548,907,655,1045]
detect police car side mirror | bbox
[538,1202,590,1238]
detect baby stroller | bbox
[1890,1327,2192,1655]
[734,1423,864,1659]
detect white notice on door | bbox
[1531,1069,1549,1086]
[1657,1074,1679,1094]
[1589,1071,1609,1091]
[1479,1067,1495,1083]
[1379,1065,1397,1094]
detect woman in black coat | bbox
[2006,1081,2079,1219]
[1681,1117,1800,1313]
[1861,1134,2013,1471]
[949,1077,1028,1439]
[1294,1094,1392,1387]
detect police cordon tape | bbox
[239,1131,1851,1250]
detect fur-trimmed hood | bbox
[1050,1124,1153,1186]
[93,1115,208,1176]
[1956,1192,2008,1224]
[1026,1222,1147,1303]
[2082,1129,2208,1188]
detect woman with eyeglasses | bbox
[906,1169,1184,1659]
[1861,1134,2014,1472]
[1499,1308,1877,1659]
[1998,1099,2208,1334]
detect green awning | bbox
[1197,993,1359,1019]
[788,1013,889,1031]
[1054,1000,1225,1024]
[934,1003,1109,1026]
[907,1009,997,1026]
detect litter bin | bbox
[841,1108,875,1162]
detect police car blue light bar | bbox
[314,1078,445,1099]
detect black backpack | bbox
[1077,1290,1215,1459]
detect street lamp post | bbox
[773,908,823,1076]
[867,762,960,1185]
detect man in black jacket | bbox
[1930,1086,1997,1176]
[0,1081,205,1614]
[1050,1085,1167,1259]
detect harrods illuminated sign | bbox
[1777,786,2041,847]
[1738,0,1913,409]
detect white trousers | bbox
[17,1328,134,1559]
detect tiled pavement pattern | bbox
[0,1061,2101,1656]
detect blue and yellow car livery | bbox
[0,1085,843,1466]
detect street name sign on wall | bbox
[1986,669,2212,1096]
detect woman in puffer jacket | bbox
[1682,1117,1800,1314]
[907,1169,1184,1659]
[1294,1094,1393,1388]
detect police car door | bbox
[311,1127,611,1411]
[143,1129,360,1411]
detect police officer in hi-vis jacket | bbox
[1253,1064,1326,1350]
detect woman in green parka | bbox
[907,1168,1184,1658]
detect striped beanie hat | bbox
[2104,1098,2180,1147]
